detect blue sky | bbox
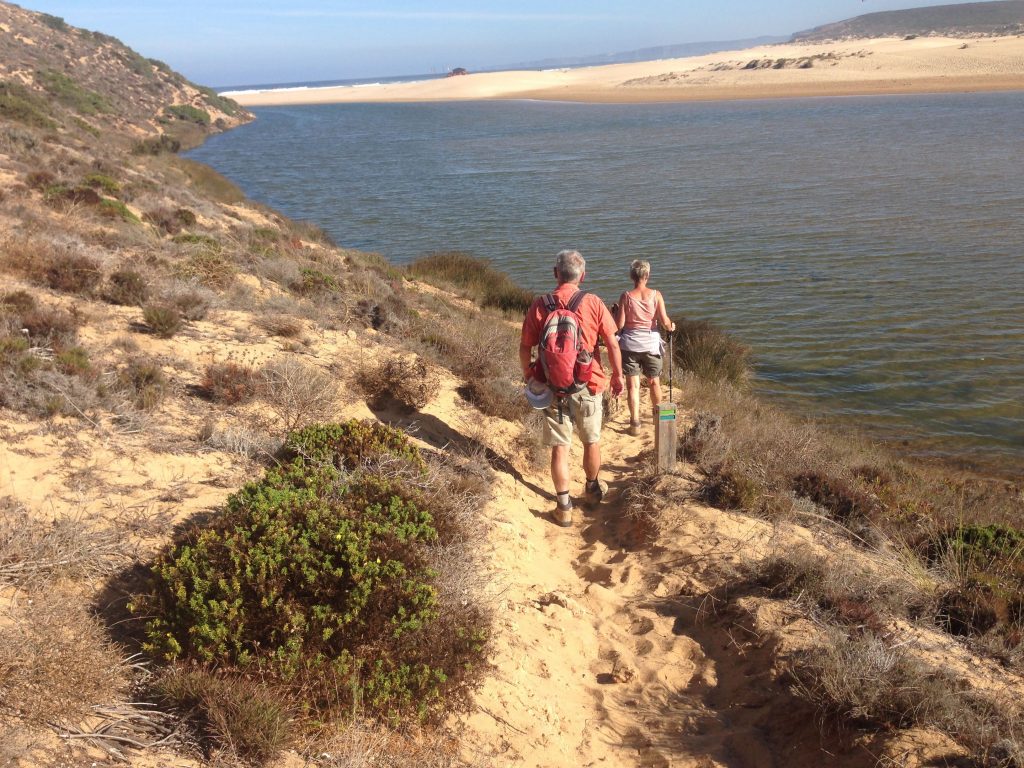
[24,1,984,87]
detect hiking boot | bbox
[551,502,573,528]
[583,479,608,506]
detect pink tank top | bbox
[622,290,658,331]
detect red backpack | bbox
[536,290,594,397]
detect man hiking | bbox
[520,249,625,527]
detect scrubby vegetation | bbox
[406,251,534,314]
[135,420,490,755]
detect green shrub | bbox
[142,303,183,338]
[131,134,181,156]
[406,252,532,314]
[281,420,425,472]
[39,13,67,31]
[291,267,339,295]
[166,104,211,126]
[175,158,245,204]
[55,347,91,377]
[103,269,149,306]
[36,70,110,115]
[98,199,139,223]
[197,86,242,117]
[137,421,485,722]
[0,81,56,129]
[670,317,751,387]
[82,172,120,195]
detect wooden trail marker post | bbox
[656,333,677,474]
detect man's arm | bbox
[519,342,535,382]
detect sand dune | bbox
[229,36,1024,106]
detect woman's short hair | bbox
[630,259,651,283]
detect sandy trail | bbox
[443,396,876,768]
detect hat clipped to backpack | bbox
[524,378,553,410]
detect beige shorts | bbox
[542,390,603,447]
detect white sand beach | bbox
[229,35,1024,106]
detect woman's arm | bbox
[615,293,627,332]
[656,291,675,332]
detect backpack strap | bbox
[566,290,588,313]
[542,293,559,313]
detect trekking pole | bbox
[668,330,674,404]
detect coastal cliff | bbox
[2,3,1024,768]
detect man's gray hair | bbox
[630,259,651,284]
[555,249,585,284]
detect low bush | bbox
[116,358,169,410]
[143,206,196,235]
[166,104,211,125]
[177,249,235,289]
[292,266,340,295]
[670,317,751,387]
[792,629,1023,763]
[131,134,181,156]
[54,346,92,378]
[257,313,302,338]
[136,421,488,725]
[19,305,79,345]
[360,356,440,411]
[142,303,184,338]
[36,69,110,115]
[41,252,103,296]
[406,252,532,314]
[459,378,530,423]
[167,288,212,321]
[202,361,259,405]
[98,199,140,223]
[103,269,150,306]
[0,81,56,129]
[260,356,338,431]
[175,158,245,204]
[82,172,120,195]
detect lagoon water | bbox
[187,94,1024,468]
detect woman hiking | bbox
[615,259,675,436]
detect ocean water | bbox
[186,94,1024,469]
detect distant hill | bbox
[0,1,248,141]
[500,36,788,71]
[792,0,1024,41]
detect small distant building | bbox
[447,67,469,77]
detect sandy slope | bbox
[229,36,1024,106]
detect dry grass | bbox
[154,667,292,764]
[792,629,1024,766]
[0,499,132,587]
[311,721,486,768]
[260,355,338,432]
[0,596,129,725]
[406,252,533,315]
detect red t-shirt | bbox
[521,283,617,395]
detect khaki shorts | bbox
[622,350,663,379]
[543,390,603,447]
